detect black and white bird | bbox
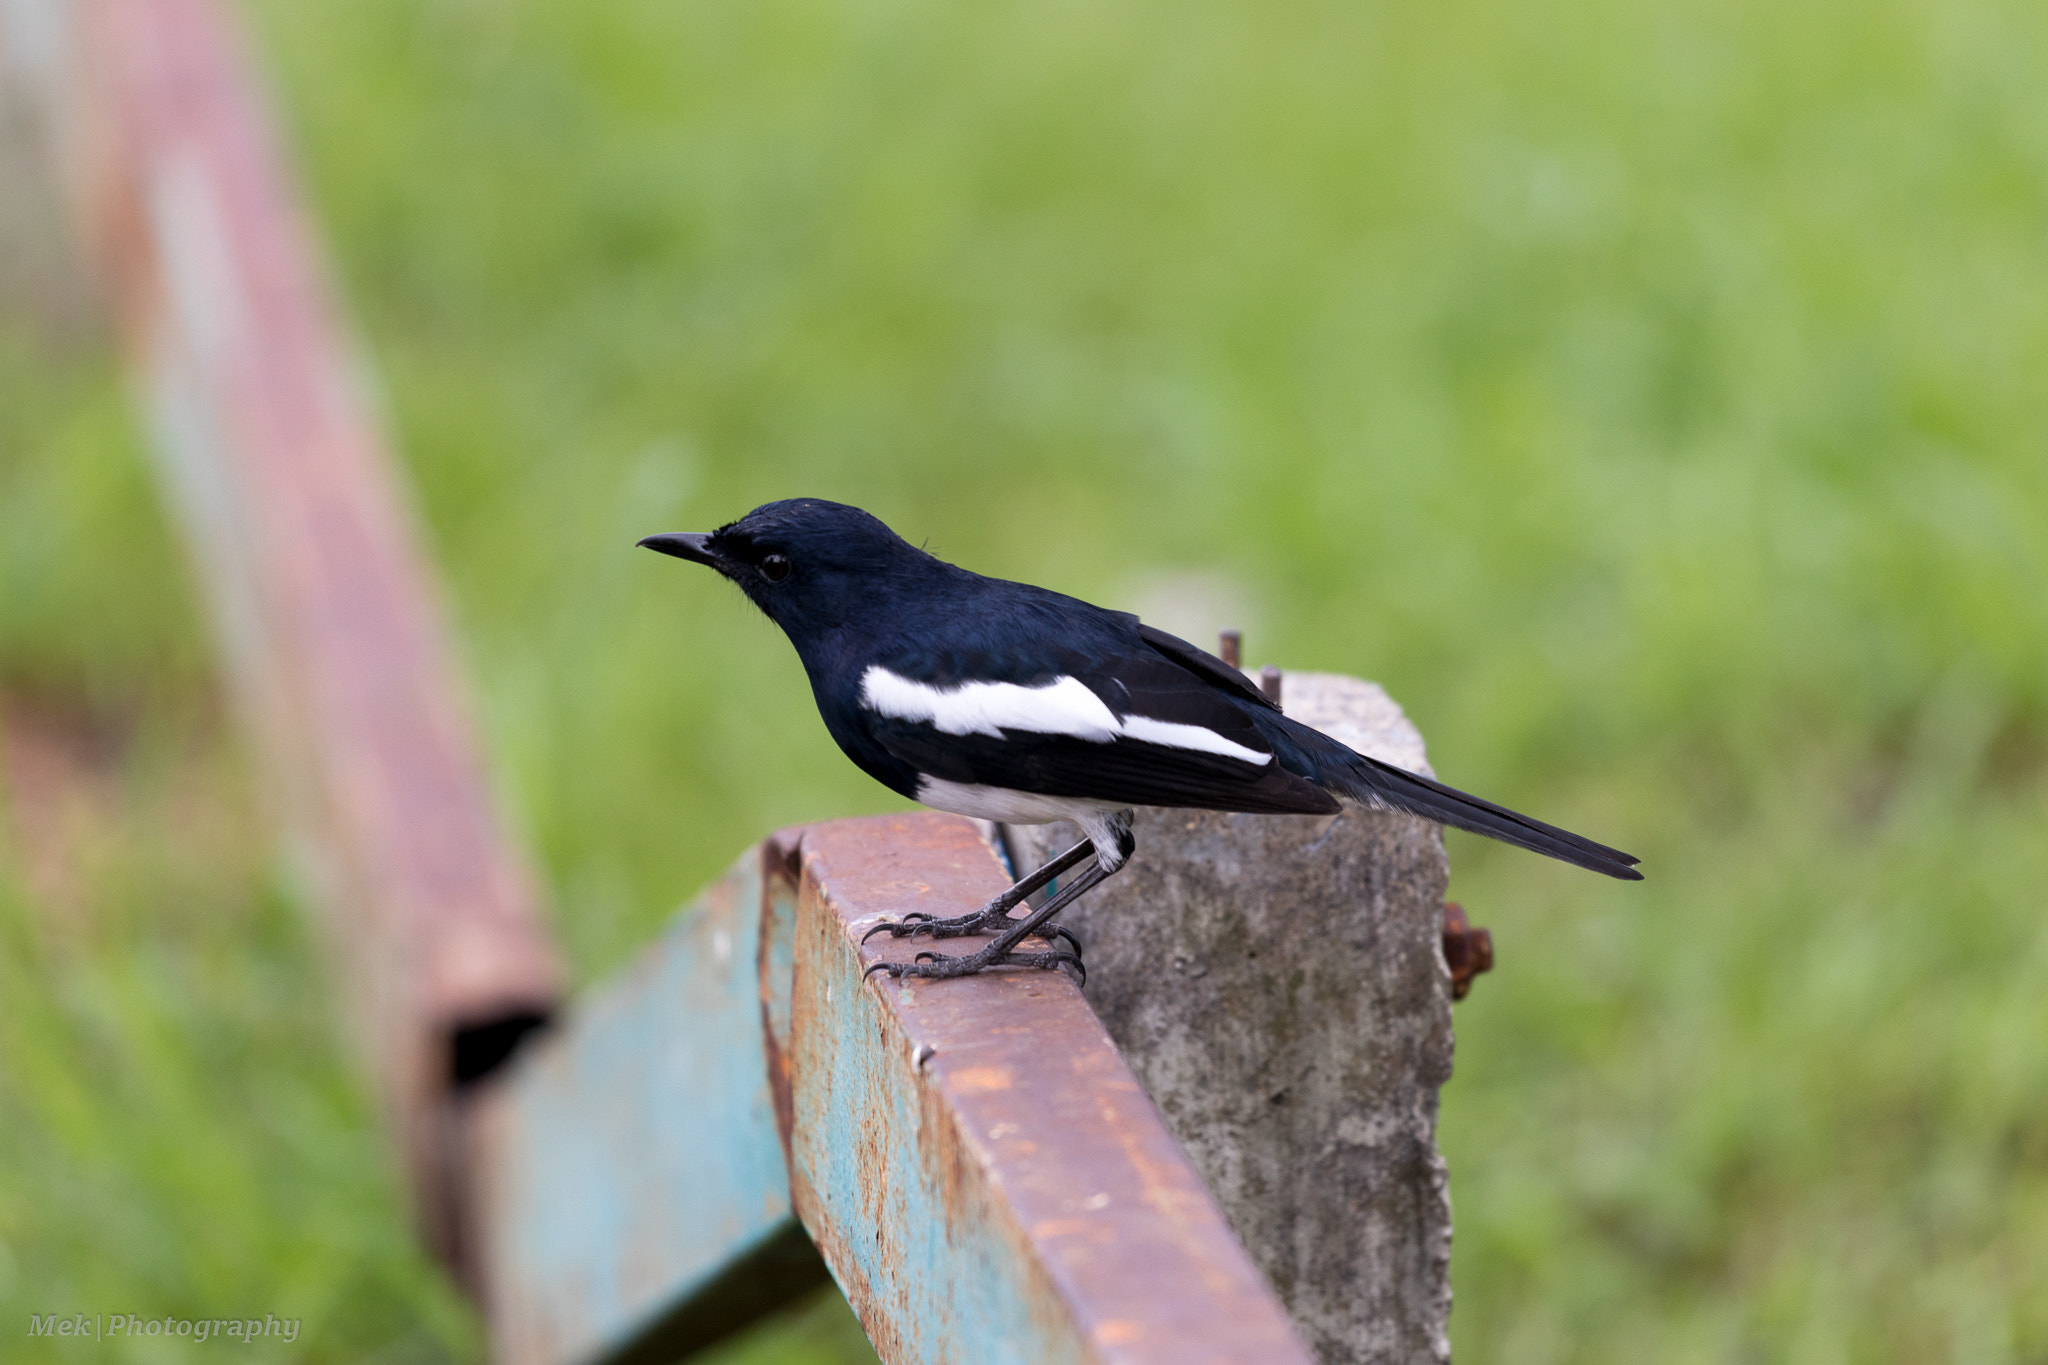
[640,498,1639,982]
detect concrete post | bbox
[1003,671,1455,1365]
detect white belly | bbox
[913,777,1125,826]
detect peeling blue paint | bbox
[477,849,797,1365]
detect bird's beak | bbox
[637,532,722,569]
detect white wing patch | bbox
[861,668,1118,741]
[861,666,1271,766]
[1120,714,1271,764]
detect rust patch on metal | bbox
[950,1066,1014,1093]
[1442,900,1495,1001]
[759,830,805,1168]
[766,824,808,885]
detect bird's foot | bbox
[861,833,1098,954]
[862,905,1083,958]
[865,941,1085,985]
[861,905,1003,940]
[859,830,1113,986]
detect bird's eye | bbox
[759,553,792,583]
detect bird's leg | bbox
[866,822,1135,984]
[861,835,1095,949]
[868,851,1114,983]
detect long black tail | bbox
[1282,720,1642,879]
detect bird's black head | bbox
[639,498,939,645]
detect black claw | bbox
[1041,924,1084,957]
[1009,949,1086,985]
[861,911,954,944]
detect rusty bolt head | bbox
[1441,901,1494,1001]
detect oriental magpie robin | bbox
[640,498,1640,982]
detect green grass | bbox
[4,0,2047,1358]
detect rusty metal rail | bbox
[0,0,562,1265]
[475,814,1313,1365]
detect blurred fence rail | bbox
[0,0,563,1265]
[0,2,1462,1360]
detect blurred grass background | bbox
[4,0,2047,1359]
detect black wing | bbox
[1136,623,1280,712]
[863,639,1339,815]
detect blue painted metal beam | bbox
[471,843,818,1364]
[473,815,1312,1364]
